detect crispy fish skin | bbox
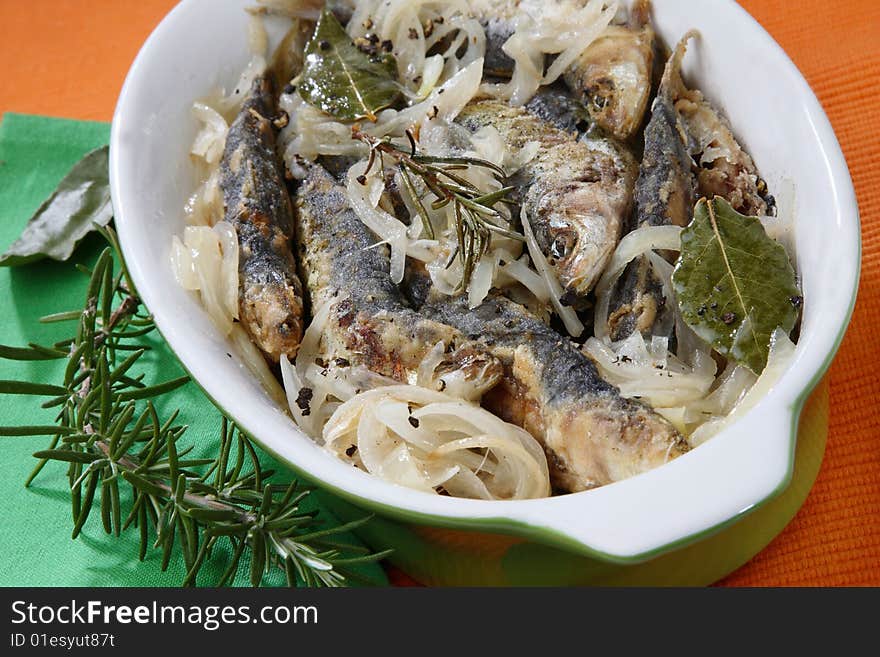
[220,75,304,362]
[524,84,594,136]
[296,163,685,492]
[294,164,504,392]
[562,0,655,141]
[457,99,637,304]
[633,58,697,231]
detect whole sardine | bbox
[457,99,637,305]
[220,75,305,362]
[418,289,687,492]
[606,32,773,341]
[295,163,686,492]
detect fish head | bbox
[529,174,623,301]
[565,21,655,142]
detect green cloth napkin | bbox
[0,113,387,587]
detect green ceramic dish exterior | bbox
[318,379,829,586]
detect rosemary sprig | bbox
[0,225,388,587]
[352,127,523,289]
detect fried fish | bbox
[220,75,305,362]
[605,35,697,342]
[295,163,505,396]
[606,32,772,342]
[665,33,772,216]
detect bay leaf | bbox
[671,197,801,374]
[298,7,400,122]
[0,145,112,267]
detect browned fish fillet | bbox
[220,75,305,362]
[295,163,686,492]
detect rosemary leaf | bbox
[32,449,99,464]
[0,380,67,396]
[116,375,190,401]
[1,425,74,436]
[40,310,83,323]
[0,344,66,360]
[71,470,100,539]
[122,471,168,499]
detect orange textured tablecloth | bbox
[1,0,877,586]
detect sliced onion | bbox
[280,354,316,439]
[468,253,497,308]
[379,57,484,135]
[182,226,232,336]
[170,235,198,290]
[499,255,551,304]
[190,103,228,165]
[347,163,410,284]
[321,384,550,500]
[491,0,617,106]
[229,324,287,407]
[295,291,343,381]
[247,11,269,57]
[416,341,446,388]
[212,221,240,321]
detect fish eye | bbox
[551,232,577,260]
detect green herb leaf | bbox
[672,197,801,374]
[1,426,75,437]
[0,380,67,396]
[298,8,400,122]
[0,344,66,361]
[0,146,112,267]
